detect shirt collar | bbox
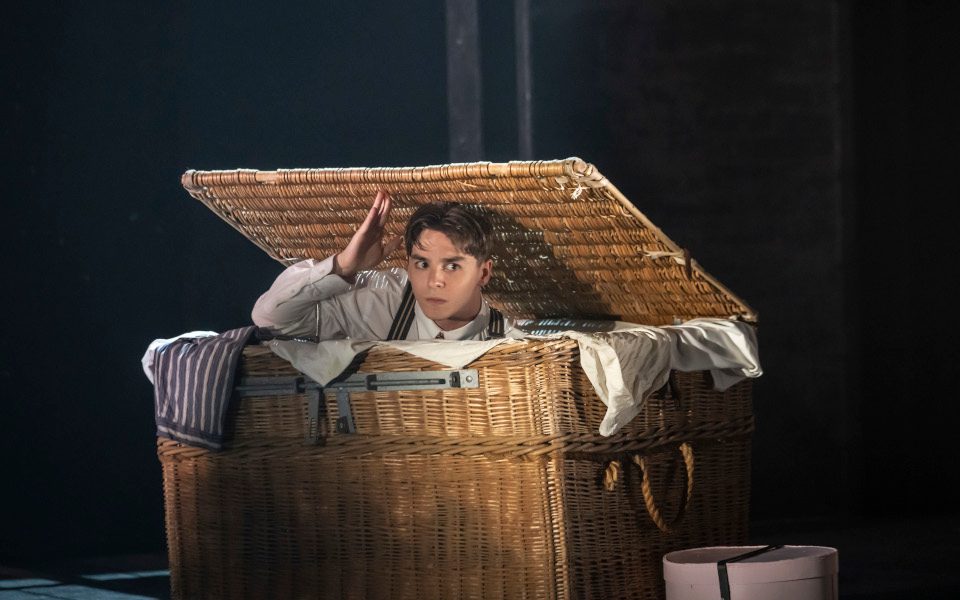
[413,299,491,341]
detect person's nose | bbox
[429,267,445,288]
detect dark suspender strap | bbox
[487,307,505,339]
[387,282,417,341]
[390,284,503,340]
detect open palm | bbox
[334,190,403,278]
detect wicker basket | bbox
[160,158,758,599]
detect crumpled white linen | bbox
[563,318,762,435]
[267,337,510,385]
[268,317,762,436]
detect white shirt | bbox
[251,256,524,341]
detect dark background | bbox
[3,0,957,561]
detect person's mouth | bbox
[425,298,447,304]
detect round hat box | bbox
[663,545,838,600]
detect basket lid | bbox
[181,157,756,325]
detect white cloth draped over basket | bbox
[144,318,760,437]
[263,317,761,436]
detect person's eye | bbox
[445,263,461,271]
[415,260,428,269]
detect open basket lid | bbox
[182,157,756,325]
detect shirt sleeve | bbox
[251,256,408,340]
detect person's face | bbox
[407,228,492,330]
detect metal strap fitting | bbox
[327,369,480,434]
[236,369,480,436]
[235,376,325,443]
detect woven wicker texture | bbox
[159,344,753,600]
[182,157,756,325]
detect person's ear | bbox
[479,259,493,287]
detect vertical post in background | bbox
[833,0,859,522]
[515,0,533,159]
[446,0,483,162]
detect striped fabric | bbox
[152,326,257,450]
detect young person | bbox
[251,191,523,341]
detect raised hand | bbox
[333,190,403,280]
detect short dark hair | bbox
[404,201,494,261]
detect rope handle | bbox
[603,442,695,533]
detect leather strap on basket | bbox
[603,442,695,533]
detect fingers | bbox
[360,191,384,231]
[376,191,392,228]
[362,190,392,231]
